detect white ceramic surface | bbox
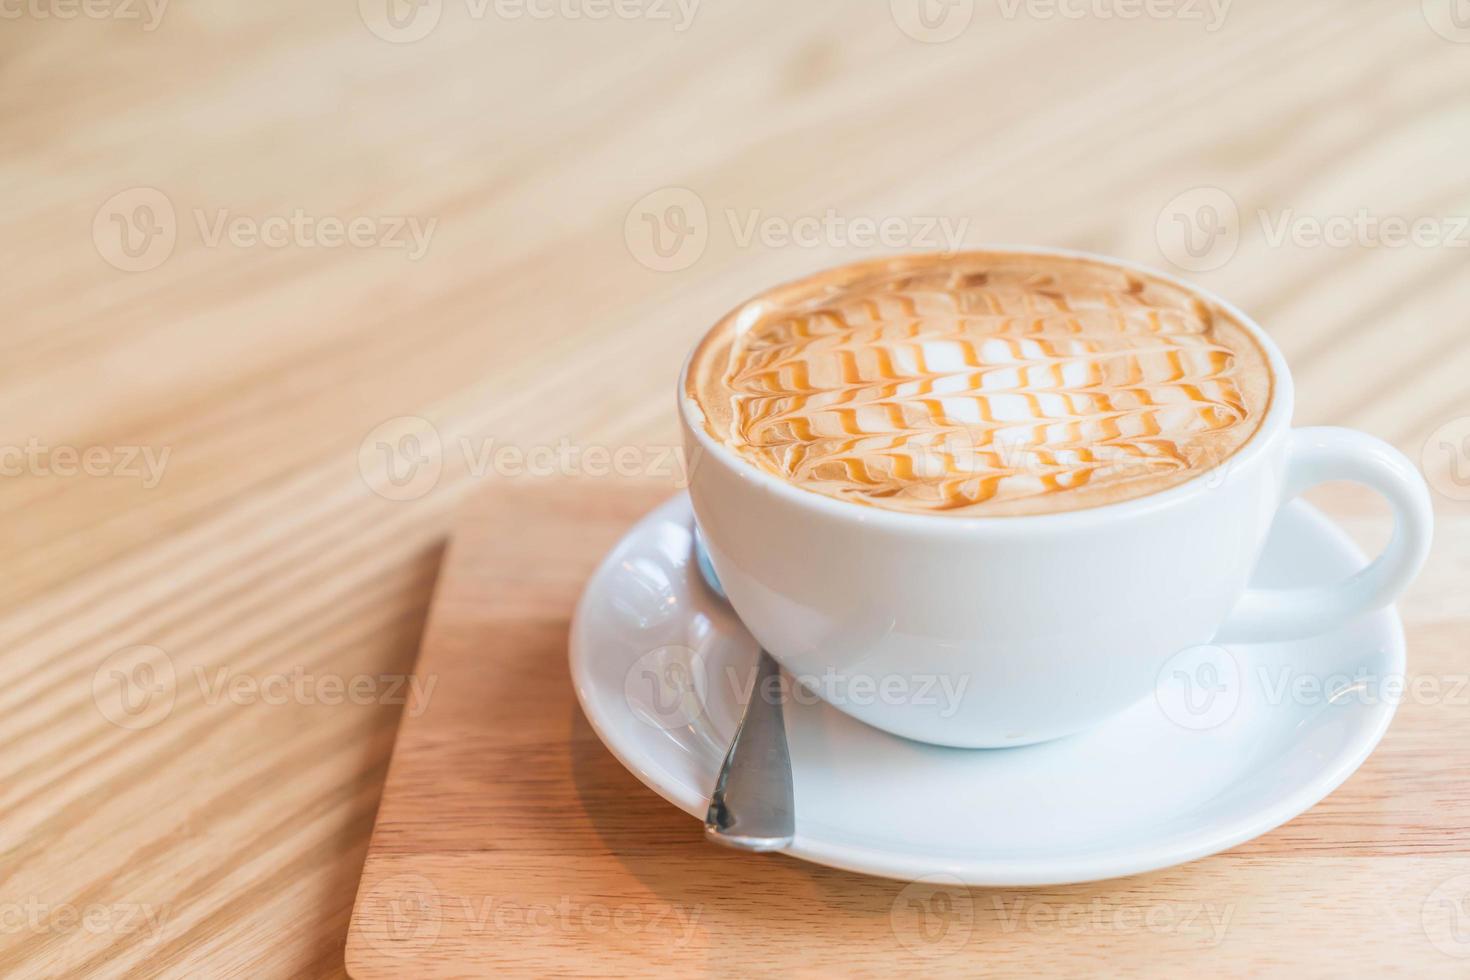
[570,493,1404,886]
[677,247,1432,747]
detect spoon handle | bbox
[704,649,795,851]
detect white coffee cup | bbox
[677,247,1433,748]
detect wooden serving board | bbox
[345,478,1470,978]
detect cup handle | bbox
[1214,427,1434,644]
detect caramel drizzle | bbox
[722,268,1250,511]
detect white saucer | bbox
[569,494,1403,886]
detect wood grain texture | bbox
[1,0,1468,975]
[344,480,1470,978]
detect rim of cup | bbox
[675,244,1295,537]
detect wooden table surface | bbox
[3,1,1468,976]
[344,479,1461,979]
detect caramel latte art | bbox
[685,252,1272,516]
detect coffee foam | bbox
[686,252,1272,516]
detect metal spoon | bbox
[693,529,795,851]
